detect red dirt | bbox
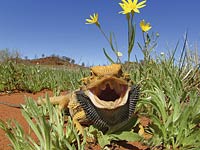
[0,91,149,150]
[0,90,63,150]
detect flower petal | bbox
[140,19,152,32]
[85,13,99,25]
[119,0,146,14]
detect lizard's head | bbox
[82,64,132,109]
[77,64,139,131]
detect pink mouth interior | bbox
[90,83,128,102]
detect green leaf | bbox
[97,131,141,148]
[150,114,166,140]
[111,131,141,142]
[137,42,143,50]
[109,32,117,53]
[22,110,43,143]
[103,48,115,63]
[182,130,200,147]
[97,133,113,148]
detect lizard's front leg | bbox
[72,110,87,135]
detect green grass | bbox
[139,62,200,149]
[0,96,86,150]
[127,51,200,149]
[0,61,89,93]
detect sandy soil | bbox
[0,91,149,150]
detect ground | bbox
[0,90,57,150]
[0,91,149,150]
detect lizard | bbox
[0,64,140,134]
[37,63,140,134]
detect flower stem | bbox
[97,26,110,44]
[97,25,121,63]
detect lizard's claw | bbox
[72,111,86,136]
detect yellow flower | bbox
[85,13,99,26]
[119,0,146,14]
[140,19,152,32]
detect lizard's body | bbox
[0,64,140,134]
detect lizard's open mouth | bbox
[90,79,127,101]
[85,76,130,109]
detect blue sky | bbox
[0,0,200,65]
